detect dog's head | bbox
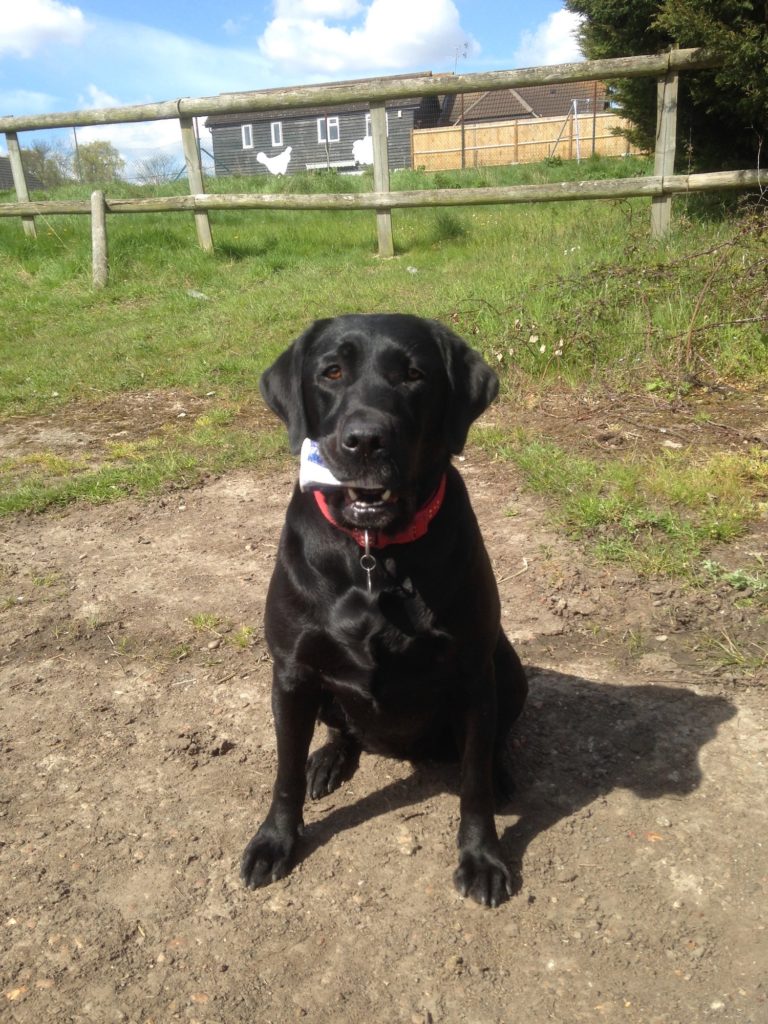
[261,314,498,533]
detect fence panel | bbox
[1,46,762,280]
[412,112,640,171]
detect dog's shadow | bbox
[297,668,736,892]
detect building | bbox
[437,81,611,127]
[0,156,44,192]
[205,73,440,178]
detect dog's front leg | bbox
[241,672,318,889]
[453,683,512,908]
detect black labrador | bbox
[242,313,528,907]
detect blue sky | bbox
[1,0,584,177]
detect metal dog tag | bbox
[360,531,377,593]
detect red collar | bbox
[312,474,447,549]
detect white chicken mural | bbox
[256,146,293,175]
[352,136,373,166]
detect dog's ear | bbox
[431,321,499,455]
[260,320,331,454]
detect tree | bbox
[74,140,125,183]
[565,0,768,171]
[20,141,72,187]
[133,152,184,185]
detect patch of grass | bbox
[703,630,768,676]
[189,613,222,633]
[2,158,766,419]
[701,557,768,605]
[476,428,767,577]
[231,625,255,649]
[0,410,288,516]
[32,572,64,588]
[0,156,766,526]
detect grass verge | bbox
[0,158,765,589]
[0,409,287,515]
[476,426,767,579]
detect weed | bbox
[168,643,191,662]
[189,613,222,634]
[623,629,646,657]
[701,559,768,596]
[32,572,63,588]
[231,625,255,649]
[477,428,766,577]
[704,630,768,676]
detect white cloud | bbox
[515,9,584,67]
[222,16,251,36]
[78,84,121,110]
[259,0,476,75]
[1,0,87,58]
[0,88,60,115]
[71,85,214,179]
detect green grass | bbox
[476,427,767,579]
[2,156,766,418]
[0,408,287,515]
[1,156,766,577]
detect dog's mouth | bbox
[343,485,401,527]
[345,486,397,506]
[325,485,402,529]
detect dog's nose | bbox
[341,416,389,459]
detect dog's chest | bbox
[317,581,457,707]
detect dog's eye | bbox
[405,367,425,382]
[322,365,343,381]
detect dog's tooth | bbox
[382,490,392,501]
[348,488,359,500]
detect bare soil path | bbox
[1,396,767,1023]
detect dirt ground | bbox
[1,389,767,1024]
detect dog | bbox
[241,313,528,907]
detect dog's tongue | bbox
[299,438,344,492]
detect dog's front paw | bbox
[453,848,512,908]
[240,826,296,890]
[306,740,360,799]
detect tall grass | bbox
[0,157,765,543]
[2,156,764,420]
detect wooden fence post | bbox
[5,131,37,239]
[370,102,394,258]
[91,190,108,287]
[180,116,214,252]
[651,63,679,238]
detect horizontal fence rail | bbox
[0,171,761,217]
[1,46,763,285]
[0,49,720,133]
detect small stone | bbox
[396,830,421,856]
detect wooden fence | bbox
[413,111,640,171]
[0,47,763,285]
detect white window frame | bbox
[317,116,340,144]
[241,124,254,149]
[271,121,283,147]
[364,112,389,136]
